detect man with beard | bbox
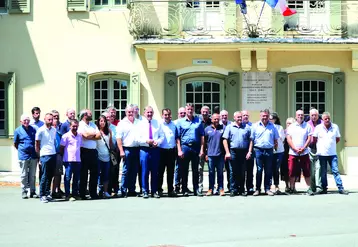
[60,108,76,135]
[198,106,211,194]
[241,110,254,194]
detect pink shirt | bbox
[60,131,82,162]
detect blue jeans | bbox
[140,147,160,194]
[319,155,344,191]
[98,160,110,193]
[207,156,224,191]
[121,147,139,193]
[39,155,56,197]
[63,162,81,197]
[179,145,200,193]
[254,148,273,192]
[229,149,247,193]
[271,152,284,186]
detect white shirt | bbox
[78,121,99,149]
[35,126,56,156]
[160,120,177,149]
[313,123,341,156]
[137,118,164,147]
[287,121,312,156]
[96,133,110,162]
[274,124,285,154]
[116,117,139,147]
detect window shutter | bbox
[225,73,240,116]
[76,72,88,114]
[8,0,31,14]
[333,72,345,171]
[330,1,342,34]
[224,2,237,35]
[130,72,141,109]
[164,72,178,117]
[67,0,88,12]
[275,72,288,122]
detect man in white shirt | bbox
[286,110,313,195]
[138,106,164,198]
[158,108,179,197]
[78,109,101,200]
[116,105,140,197]
[35,113,57,203]
[313,112,348,195]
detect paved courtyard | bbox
[1,180,358,247]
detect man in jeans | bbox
[35,113,57,203]
[247,109,279,196]
[313,112,349,195]
[242,110,254,195]
[14,114,39,199]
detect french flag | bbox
[265,0,297,16]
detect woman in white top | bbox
[96,115,113,199]
[269,112,285,194]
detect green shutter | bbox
[224,2,237,35]
[67,0,88,12]
[225,73,240,116]
[276,72,289,122]
[8,0,31,14]
[76,72,88,114]
[164,72,178,117]
[333,72,345,173]
[6,72,16,137]
[130,72,141,109]
[330,0,342,33]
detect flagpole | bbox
[256,1,266,27]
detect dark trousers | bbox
[121,147,139,193]
[224,160,230,190]
[229,149,247,193]
[174,158,181,191]
[255,148,273,192]
[246,155,255,192]
[140,147,160,194]
[179,145,200,193]
[39,155,56,197]
[80,148,98,198]
[137,160,142,192]
[158,148,176,193]
[63,162,81,197]
[108,152,120,194]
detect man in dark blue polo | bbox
[204,113,225,196]
[247,109,279,196]
[198,105,211,194]
[14,114,39,199]
[60,108,76,136]
[241,110,254,194]
[176,103,205,197]
[223,111,251,197]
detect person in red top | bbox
[106,105,120,126]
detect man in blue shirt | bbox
[176,103,205,197]
[14,114,39,199]
[223,111,251,197]
[242,110,254,195]
[247,109,279,196]
[204,113,225,196]
[30,106,44,130]
[198,106,211,194]
[158,108,180,197]
[60,108,76,136]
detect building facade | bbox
[1,0,358,174]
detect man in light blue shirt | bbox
[30,107,44,131]
[247,109,279,196]
[242,110,255,194]
[158,108,179,197]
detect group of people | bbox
[13,103,348,203]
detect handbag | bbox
[100,132,118,166]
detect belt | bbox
[254,146,273,150]
[183,142,196,147]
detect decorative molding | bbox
[167,80,175,86]
[229,79,236,86]
[352,49,358,72]
[145,50,158,72]
[170,66,232,76]
[256,49,268,71]
[281,65,340,74]
[240,49,252,71]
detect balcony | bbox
[127,0,358,41]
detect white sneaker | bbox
[40,196,48,203]
[104,192,111,199]
[46,195,53,201]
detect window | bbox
[295,80,326,116]
[0,0,6,13]
[182,78,224,114]
[0,79,5,135]
[184,1,222,31]
[91,0,126,10]
[92,77,128,120]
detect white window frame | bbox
[181,77,225,114]
[90,76,129,120]
[90,0,127,11]
[184,1,222,31]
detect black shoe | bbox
[168,191,178,197]
[183,191,189,197]
[127,191,137,197]
[143,192,149,199]
[51,192,62,199]
[247,189,254,196]
[90,195,100,200]
[187,189,193,194]
[320,189,328,194]
[158,190,163,197]
[239,191,247,197]
[339,189,349,195]
[30,192,39,198]
[152,192,160,198]
[175,187,180,193]
[58,189,65,196]
[22,192,28,199]
[230,191,235,197]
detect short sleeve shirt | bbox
[313,123,340,156]
[222,123,251,149]
[287,121,312,156]
[60,131,82,162]
[205,124,224,156]
[14,125,37,160]
[176,116,205,152]
[35,126,57,156]
[78,121,99,149]
[250,121,279,149]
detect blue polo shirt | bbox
[13,125,37,160]
[60,120,70,136]
[250,121,279,149]
[177,116,204,152]
[205,124,224,156]
[223,123,251,149]
[30,119,44,131]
